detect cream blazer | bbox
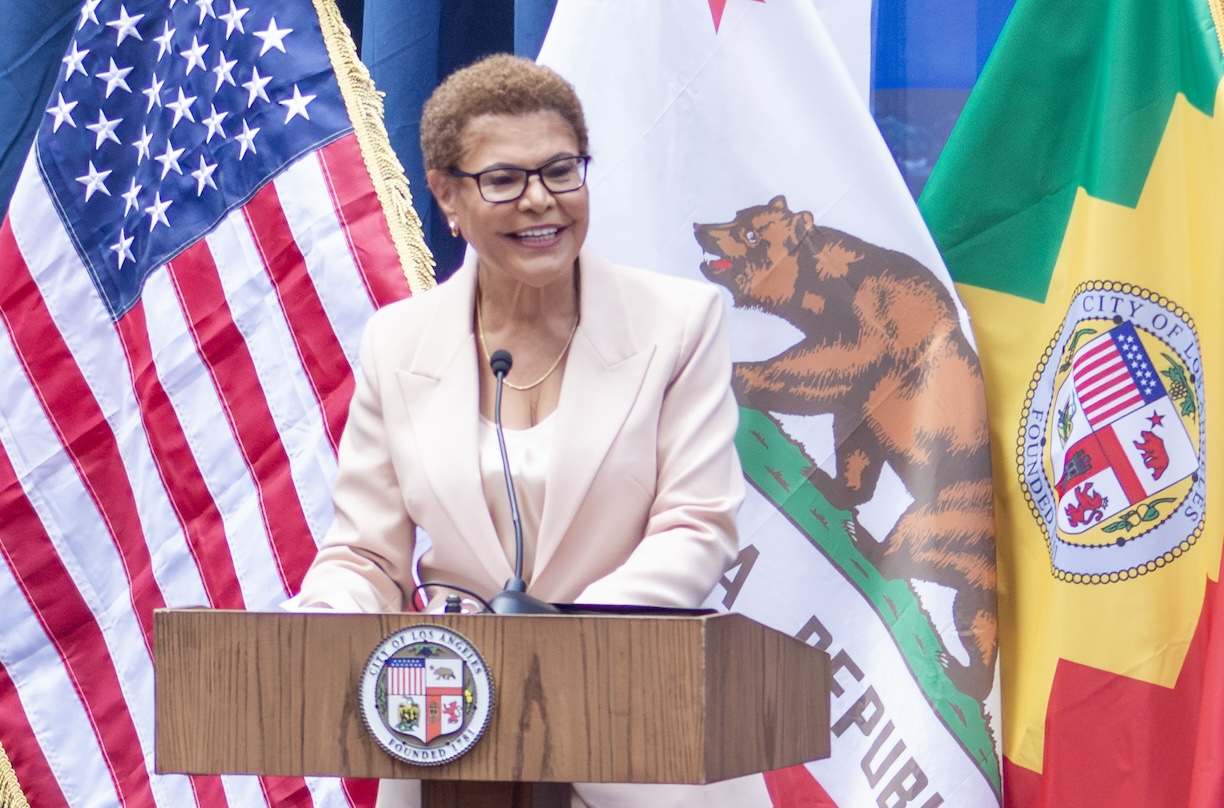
[297,249,744,612]
[299,252,761,806]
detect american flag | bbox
[385,657,426,697]
[0,0,429,806]
[1072,322,1166,428]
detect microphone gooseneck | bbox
[487,349,559,615]
[489,349,525,584]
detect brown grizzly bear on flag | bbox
[696,195,997,702]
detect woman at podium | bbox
[296,55,761,807]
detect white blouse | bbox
[477,412,557,584]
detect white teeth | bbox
[517,227,559,238]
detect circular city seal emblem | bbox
[358,625,494,766]
[1018,282,1205,583]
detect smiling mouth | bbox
[512,226,563,245]
[702,254,733,272]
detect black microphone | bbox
[489,349,512,378]
[486,349,558,615]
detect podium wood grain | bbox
[420,781,571,807]
[154,610,829,784]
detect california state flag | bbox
[540,1,1001,806]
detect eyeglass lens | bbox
[477,156,587,202]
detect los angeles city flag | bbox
[920,0,1224,804]
[541,1,1001,805]
[0,0,430,805]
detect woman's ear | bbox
[426,169,458,220]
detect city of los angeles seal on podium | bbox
[359,625,495,766]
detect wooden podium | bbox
[154,609,829,807]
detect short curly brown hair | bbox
[420,53,589,171]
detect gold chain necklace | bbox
[476,300,579,391]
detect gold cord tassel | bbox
[312,0,437,294]
[0,740,31,808]
[1209,0,1224,57]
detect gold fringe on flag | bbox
[313,0,436,294]
[1210,0,1224,58]
[0,741,31,808]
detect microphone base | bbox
[488,589,560,615]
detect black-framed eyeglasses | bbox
[450,155,591,203]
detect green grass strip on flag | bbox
[736,407,1001,794]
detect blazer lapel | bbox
[535,252,654,576]
[395,261,514,588]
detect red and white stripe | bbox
[0,132,415,808]
[1073,336,1143,427]
[387,664,426,697]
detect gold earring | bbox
[448,219,460,238]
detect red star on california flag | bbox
[708,0,766,32]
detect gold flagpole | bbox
[0,740,30,808]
